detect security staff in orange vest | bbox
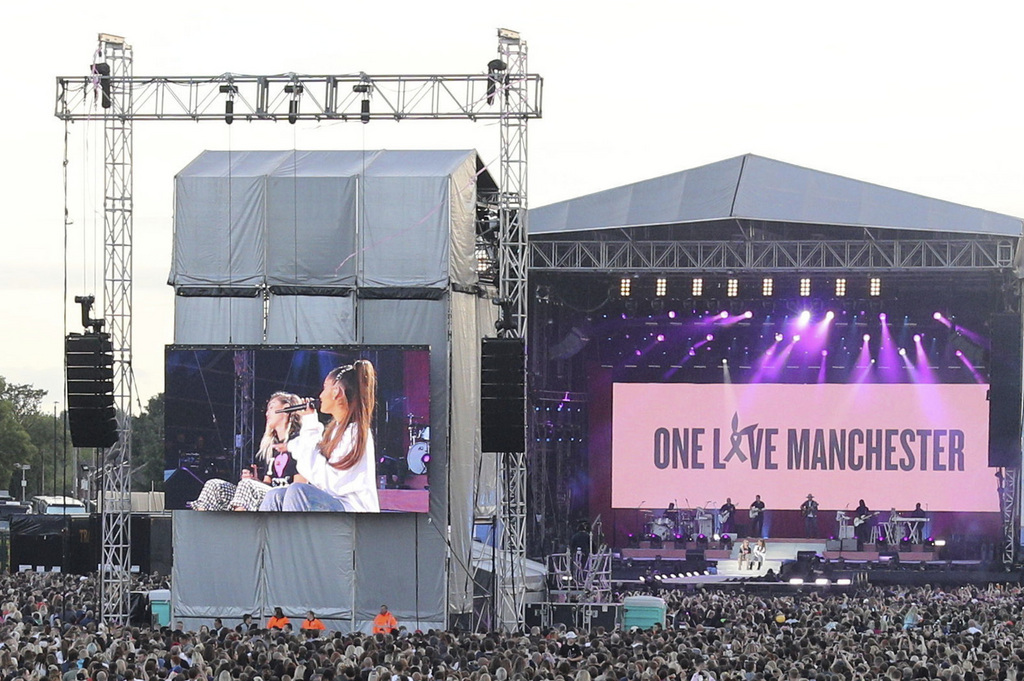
[267,606,290,630]
[372,604,398,634]
[301,610,326,636]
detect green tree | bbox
[0,399,39,497]
[132,394,165,491]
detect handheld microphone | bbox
[276,400,317,414]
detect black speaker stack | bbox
[481,338,526,453]
[65,332,118,448]
[987,313,1022,468]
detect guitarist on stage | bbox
[853,499,876,548]
[748,494,766,538]
[719,497,736,535]
[800,494,819,538]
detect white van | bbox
[29,495,89,515]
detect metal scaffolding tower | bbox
[233,351,256,478]
[57,30,542,628]
[96,33,134,626]
[494,29,530,629]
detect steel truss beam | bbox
[56,73,542,122]
[97,35,133,627]
[999,468,1019,565]
[530,238,1016,272]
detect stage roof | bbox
[529,154,1023,238]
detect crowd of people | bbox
[0,571,1021,681]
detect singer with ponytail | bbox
[260,359,380,512]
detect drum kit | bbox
[641,506,715,541]
[405,417,430,475]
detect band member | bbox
[853,499,874,548]
[749,494,766,538]
[719,497,736,534]
[800,494,819,538]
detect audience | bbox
[0,572,1021,681]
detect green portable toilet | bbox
[149,589,171,627]
[622,595,666,629]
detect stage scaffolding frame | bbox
[530,236,1016,272]
[58,30,542,628]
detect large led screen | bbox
[165,346,430,512]
[611,383,995,513]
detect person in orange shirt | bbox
[267,606,290,630]
[372,604,397,634]
[301,610,326,636]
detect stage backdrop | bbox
[612,383,995,513]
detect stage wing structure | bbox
[169,150,498,631]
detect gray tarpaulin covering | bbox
[266,294,356,344]
[171,149,492,627]
[173,296,264,344]
[171,150,485,292]
[530,153,1023,237]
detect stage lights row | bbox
[618,276,883,298]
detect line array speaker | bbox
[481,338,525,453]
[66,332,118,448]
[988,313,1022,468]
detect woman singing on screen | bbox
[260,360,380,512]
[189,392,303,511]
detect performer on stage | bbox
[853,499,874,548]
[189,392,303,511]
[719,497,736,534]
[737,538,752,570]
[752,538,767,571]
[800,494,819,538]
[748,494,766,538]
[260,360,380,512]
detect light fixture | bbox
[815,578,829,586]
[835,278,847,297]
[869,277,881,297]
[788,578,804,585]
[762,277,774,297]
[799,278,811,297]
[692,278,704,297]
[619,278,632,297]
[655,277,667,297]
[726,278,739,298]
[836,578,852,586]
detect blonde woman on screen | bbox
[260,360,379,512]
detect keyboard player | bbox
[893,502,928,543]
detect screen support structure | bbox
[233,351,255,478]
[57,30,542,628]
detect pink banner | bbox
[611,383,996,513]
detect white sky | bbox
[3,0,1024,407]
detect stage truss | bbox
[58,30,543,628]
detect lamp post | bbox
[13,463,31,502]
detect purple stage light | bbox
[635,349,642,356]
[821,350,828,356]
[656,334,665,342]
[744,310,753,318]
[824,311,835,321]
[914,334,921,343]
[798,310,811,325]
[668,310,676,319]
[933,311,942,320]
[706,333,714,341]
[719,310,729,319]
[863,334,871,342]
[793,334,801,342]
[955,349,963,357]
[775,333,784,342]
[879,312,887,321]
[898,347,907,356]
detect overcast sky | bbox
[3,0,1023,408]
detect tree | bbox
[0,399,38,495]
[0,377,47,426]
[132,394,165,491]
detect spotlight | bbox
[898,348,907,356]
[726,278,739,298]
[836,578,852,586]
[798,310,811,325]
[824,310,835,321]
[935,539,946,547]
[775,333,784,342]
[863,334,870,342]
[656,334,665,342]
[788,578,804,585]
[744,310,753,319]
[719,310,729,319]
[933,311,943,320]
[706,334,714,341]
[815,578,829,586]
[869,277,881,296]
[668,310,676,319]
[793,334,801,342]
[620,278,632,297]
[799,278,811,297]
[835,278,847,297]
[692,278,704,297]
[913,334,921,343]
[762,277,774,297]
[655,277,667,297]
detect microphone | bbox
[276,400,317,414]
